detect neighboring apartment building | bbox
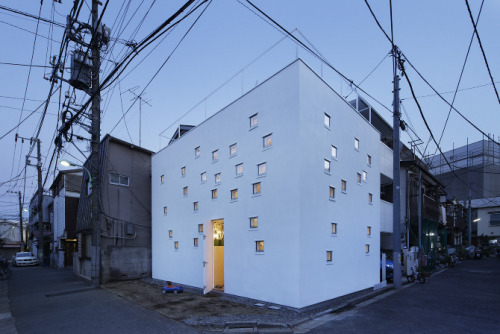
[75,134,153,282]
[152,60,381,309]
[28,193,53,262]
[49,169,82,268]
[0,219,22,258]
[471,197,500,243]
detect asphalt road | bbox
[310,257,500,334]
[8,266,199,334]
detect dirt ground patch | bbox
[103,280,296,327]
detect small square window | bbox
[256,240,264,252]
[160,175,165,184]
[329,186,335,199]
[201,172,207,182]
[365,244,370,254]
[326,251,332,262]
[212,150,219,162]
[324,113,331,128]
[181,166,186,177]
[369,193,373,203]
[230,143,237,157]
[341,180,347,192]
[231,189,238,200]
[169,230,173,238]
[367,226,372,236]
[174,241,179,249]
[236,163,243,176]
[193,201,198,211]
[354,138,360,150]
[253,182,261,195]
[163,206,168,215]
[215,173,221,184]
[183,186,188,196]
[194,238,199,247]
[263,134,272,148]
[211,189,218,199]
[250,113,258,128]
[331,223,337,234]
[250,217,258,229]
[198,224,204,233]
[363,171,367,182]
[258,162,266,176]
[367,154,372,166]
[195,146,200,157]
[332,145,337,159]
[357,173,362,184]
[324,159,331,173]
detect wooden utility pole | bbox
[36,139,44,264]
[18,191,23,250]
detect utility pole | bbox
[18,191,23,250]
[392,51,402,289]
[418,169,422,249]
[90,0,102,288]
[36,139,44,264]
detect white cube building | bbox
[152,60,381,309]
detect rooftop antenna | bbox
[124,86,152,147]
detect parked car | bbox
[380,259,394,281]
[12,252,39,266]
[465,246,482,259]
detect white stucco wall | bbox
[152,60,381,309]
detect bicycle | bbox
[0,257,12,280]
[406,265,426,284]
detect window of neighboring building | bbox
[357,173,362,184]
[201,172,207,183]
[332,145,337,159]
[329,186,335,200]
[263,134,272,148]
[110,173,129,186]
[354,138,360,150]
[169,230,173,238]
[160,175,165,184]
[490,213,500,226]
[367,154,372,166]
[367,226,372,236]
[215,173,221,184]
[253,182,261,195]
[331,223,337,235]
[198,224,204,233]
[174,241,179,249]
[326,251,332,262]
[324,159,331,173]
[256,241,264,252]
[211,189,218,199]
[365,244,370,254]
[236,163,243,176]
[193,201,198,211]
[369,193,373,204]
[341,180,347,192]
[183,186,188,196]
[181,166,186,177]
[231,189,238,200]
[194,238,199,247]
[250,217,258,229]
[324,113,331,128]
[230,143,237,157]
[258,162,267,176]
[195,146,200,157]
[212,149,219,162]
[163,206,168,215]
[250,113,258,128]
[363,171,367,182]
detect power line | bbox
[0,4,65,28]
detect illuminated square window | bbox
[324,159,331,173]
[331,223,337,234]
[201,172,207,182]
[253,182,261,195]
[369,193,373,203]
[181,166,186,177]
[163,206,168,215]
[357,173,362,184]
[367,154,372,166]
[326,251,332,262]
[193,202,198,211]
[230,143,237,157]
[168,230,172,238]
[250,113,258,128]
[194,238,199,247]
[367,226,372,236]
[212,149,219,161]
[236,163,243,176]
[363,171,367,182]
[231,189,238,200]
[160,175,165,184]
[341,180,347,192]
[211,189,218,199]
[198,224,204,233]
[324,113,331,128]
[174,241,179,249]
[329,186,335,199]
[354,138,360,150]
[365,244,370,254]
[256,240,264,252]
[250,217,258,229]
[195,146,200,157]
[263,134,272,148]
[183,186,188,196]
[332,145,337,158]
[258,162,266,176]
[215,173,221,184]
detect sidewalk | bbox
[0,279,17,334]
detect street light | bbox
[60,160,92,189]
[473,218,481,223]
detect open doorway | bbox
[213,219,224,291]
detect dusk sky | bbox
[0,0,498,218]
